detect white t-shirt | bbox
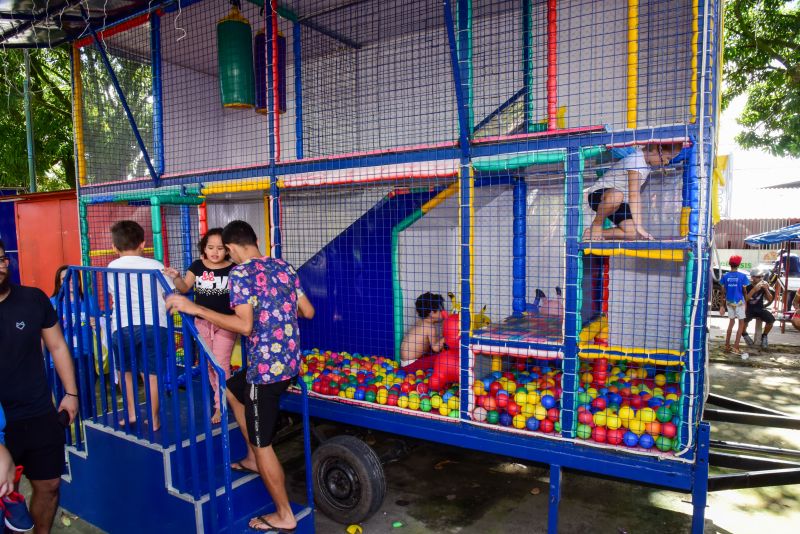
[587,147,651,202]
[107,256,174,332]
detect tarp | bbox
[744,223,800,245]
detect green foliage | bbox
[723,0,800,157]
[0,46,74,191]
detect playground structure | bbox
[0,0,731,532]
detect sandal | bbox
[248,515,296,533]
[231,461,258,475]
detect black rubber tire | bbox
[312,435,386,524]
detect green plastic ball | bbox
[420,398,432,412]
[486,410,499,424]
[365,390,376,403]
[576,424,592,439]
[656,406,672,423]
[655,436,673,452]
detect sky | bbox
[718,95,800,219]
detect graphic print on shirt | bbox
[195,270,230,297]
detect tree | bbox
[723,0,800,158]
[0,46,75,190]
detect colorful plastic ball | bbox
[644,421,661,436]
[533,404,548,421]
[449,409,459,418]
[547,407,560,422]
[593,410,608,427]
[654,373,667,387]
[513,414,527,429]
[541,395,556,409]
[397,395,409,409]
[514,391,527,405]
[605,413,622,430]
[408,396,421,411]
[606,428,624,445]
[486,410,500,424]
[628,418,645,436]
[639,407,656,424]
[526,417,540,432]
[578,411,594,426]
[591,426,607,443]
[420,398,432,412]
[499,412,513,427]
[618,406,635,426]
[577,392,592,405]
[661,422,677,439]
[430,395,442,410]
[526,391,541,405]
[623,431,639,447]
[539,419,555,433]
[656,406,672,423]
[473,381,486,396]
[506,401,521,416]
[639,433,655,449]
[554,421,561,433]
[521,403,535,417]
[655,436,673,452]
[472,406,487,422]
[577,424,592,440]
[364,390,376,403]
[496,392,509,409]
[439,404,450,416]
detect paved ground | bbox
[29,312,800,533]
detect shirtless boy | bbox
[400,292,445,367]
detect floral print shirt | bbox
[229,257,302,385]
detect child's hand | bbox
[166,294,198,316]
[719,305,726,315]
[163,267,180,280]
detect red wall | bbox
[15,190,81,295]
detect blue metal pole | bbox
[81,7,160,186]
[522,0,533,132]
[267,6,282,258]
[548,464,562,534]
[293,21,304,160]
[456,0,473,133]
[690,422,710,533]
[180,205,192,271]
[512,178,527,316]
[561,149,582,439]
[151,13,165,177]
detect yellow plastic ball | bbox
[593,410,608,427]
[431,395,442,409]
[512,414,527,429]
[506,381,517,394]
[408,397,420,411]
[397,396,409,409]
[605,413,622,430]
[527,391,541,405]
[521,403,536,417]
[439,404,450,416]
[639,407,656,424]
[654,373,667,386]
[586,387,599,399]
[514,391,527,405]
[581,372,593,384]
[619,406,635,427]
[666,393,679,401]
[447,396,459,411]
[345,387,356,399]
[376,390,388,405]
[534,404,548,421]
[628,418,645,436]
[473,382,486,396]
[338,390,347,399]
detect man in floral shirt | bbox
[167,220,314,533]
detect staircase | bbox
[53,267,316,533]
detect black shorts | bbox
[5,411,66,481]
[746,307,775,324]
[227,372,291,448]
[588,188,633,225]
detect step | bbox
[222,503,315,534]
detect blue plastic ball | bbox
[623,431,639,447]
[639,433,655,449]
[499,412,512,426]
[526,417,540,431]
[541,395,556,409]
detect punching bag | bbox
[217,4,255,109]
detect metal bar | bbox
[136,273,155,443]
[23,50,36,192]
[708,468,800,492]
[691,422,710,534]
[293,21,303,159]
[709,451,800,471]
[546,0,558,130]
[180,205,192,270]
[473,87,525,135]
[149,273,167,446]
[703,408,800,430]
[707,393,790,417]
[266,1,281,259]
[710,439,800,459]
[522,0,533,132]
[151,13,164,176]
[548,464,561,534]
[80,6,160,186]
[512,178,526,315]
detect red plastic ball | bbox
[661,422,677,439]
[578,411,594,425]
[539,419,555,433]
[592,426,607,443]
[547,407,560,422]
[506,401,520,416]
[606,428,624,445]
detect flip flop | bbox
[231,461,258,475]
[248,515,296,533]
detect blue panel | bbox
[0,194,20,284]
[298,190,437,357]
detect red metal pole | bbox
[547,0,558,130]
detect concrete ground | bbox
[34,312,800,533]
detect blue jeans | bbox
[111,326,170,376]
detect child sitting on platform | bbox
[108,220,174,431]
[401,292,446,371]
[584,143,682,241]
[164,228,237,424]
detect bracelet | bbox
[65,392,79,398]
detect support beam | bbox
[23,49,36,192]
[548,464,562,534]
[709,451,800,471]
[709,468,800,492]
[707,392,790,417]
[710,439,800,460]
[704,409,800,430]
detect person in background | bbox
[0,239,78,533]
[719,255,750,355]
[164,228,237,424]
[741,268,775,350]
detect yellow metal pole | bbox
[626,0,639,129]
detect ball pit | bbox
[574,358,684,454]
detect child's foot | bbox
[248,512,296,532]
[742,332,754,346]
[730,346,743,355]
[723,345,732,353]
[211,408,222,425]
[582,228,604,241]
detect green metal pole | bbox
[23,50,36,193]
[392,208,425,362]
[150,196,164,262]
[79,201,90,266]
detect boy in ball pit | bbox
[400,292,446,371]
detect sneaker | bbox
[761,335,769,350]
[742,333,754,346]
[1,491,35,532]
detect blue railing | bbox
[48,266,234,531]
